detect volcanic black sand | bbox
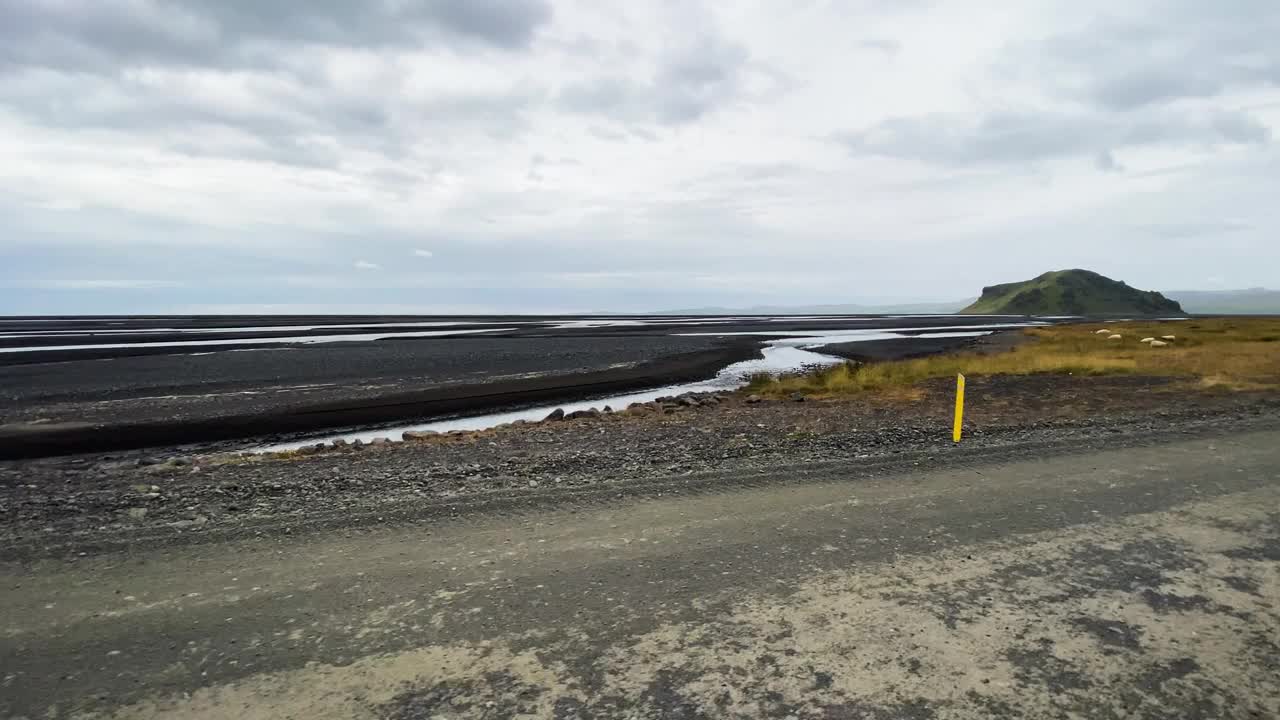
[0,314,1034,458]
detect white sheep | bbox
[1140,337,1155,343]
[1095,329,1112,334]
[1161,335,1176,340]
[1149,340,1169,347]
[1108,334,1123,340]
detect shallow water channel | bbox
[258,324,1035,452]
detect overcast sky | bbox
[2,0,1278,314]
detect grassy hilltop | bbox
[961,269,1184,316]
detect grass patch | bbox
[747,318,1280,397]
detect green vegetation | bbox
[746,318,1280,397]
[960,269,1184,316]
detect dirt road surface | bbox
[4,428,1279,718]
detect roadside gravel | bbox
[3,373,1278,558]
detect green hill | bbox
[960,270,1185,316]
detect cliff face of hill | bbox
[961,270,1185,316]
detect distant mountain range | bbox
[655,284,1280,316]
[1163,288,1280,314]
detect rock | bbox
[746,394,764,404]
[1149,340,1169,347]
[403,430,439,441]
[790,392,807,403]
[565,409,602,421]
[131,483,159,494]
[624,404,652,417]
[331,439,348,448]
[171,457,192,467]
[528,480,539,488]
[370,437,389,446]
[135,457,162,467]
[1161,335,1176,340]
[126,507,148,520]
[602,406,613,413]
[677,396,701,408]
[544,408,566,422]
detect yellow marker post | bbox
[953,373,966,443]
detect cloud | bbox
[558,34,756,126]
[840,108,1271,167]
[2,0,1280,313]
[354,260,380,270]
[412,249,434,258]
[40,279,184,290]
[1027,0,1280,111]
[0,0,555,74]
[1094,150,1123,173]
[858,38,901,56]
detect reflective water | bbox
[0,321,472,338]
[0,328,515,353]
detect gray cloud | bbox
[841,108,1271,166]
[0,0,553,73]
[2,0,1279,313]
[0,63,540,171]
[858,38,901,56]
[1026,0,1280,110]
[559,39,750,126]
[1094,150,1122,173]
[840,1,1280,170]
[0,1,549,171]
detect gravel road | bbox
[3,422,1278,718]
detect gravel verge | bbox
[3,373,1277,559]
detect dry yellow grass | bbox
[748,318,1280,397]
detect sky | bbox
[1,0,1278,314]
